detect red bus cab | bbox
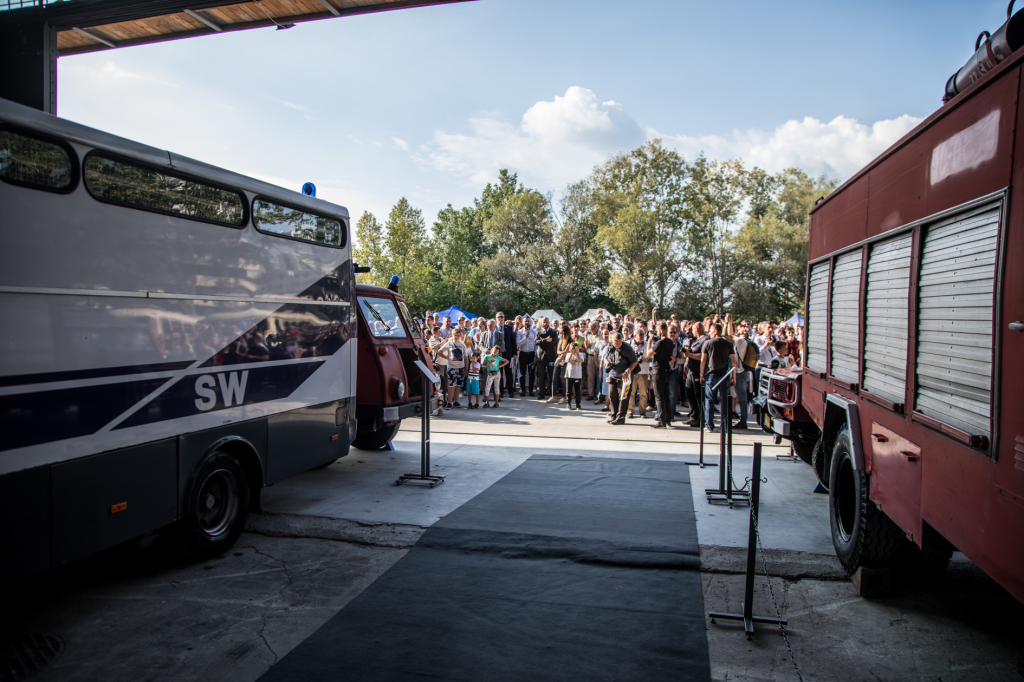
[353,283,438,450]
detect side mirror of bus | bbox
[353,263,371,274]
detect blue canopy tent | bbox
[436,305,478,323]
[786,312,805,326]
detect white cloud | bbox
[654,114,924,179]
[391,137,409,151]
[419,86,646,187]
[420,86,922,192]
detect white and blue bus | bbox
[0,97,358,577]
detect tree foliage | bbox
[589,140,688,317]
[351,156,836,323]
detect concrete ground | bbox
[5,394,1022,681]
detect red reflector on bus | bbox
[110,502,127,514]
[331,434,339,441]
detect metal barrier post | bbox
[706,369,749,505]
[708,443,786,638]
[687,376,716,468]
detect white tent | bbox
[531,309,563,322]
[574,308,612,322]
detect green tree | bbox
[352,211,389,287]
[432,204,489,314]
[551,180,610,319]
[730,168,838,321]
[481,190,558,314]
[589,139,689,316]
[680,156,747,315]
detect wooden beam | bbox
[317,0,341,16]
[71,26,117,48]
[183,8,223,31]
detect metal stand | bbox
[396,371,445,487]
[706,370,750,506]
[686,372,717,469]
[709,443,787,639]
[775,442,799,462]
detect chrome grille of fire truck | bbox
[770,379,791,403]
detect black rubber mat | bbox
[259,455,709,682]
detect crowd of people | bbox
[419,308,803,432]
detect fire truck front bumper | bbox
[763,413,791,437]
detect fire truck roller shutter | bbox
[863,233,913,403]
[830,250,864,384]
[915,201,1000,439]
[806,262,830,372]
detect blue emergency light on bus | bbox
[302,182,316,197]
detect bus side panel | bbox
[0,465,50,579]
[866,68,1018,239]
[267,401,346,484]
[51,438,177,566]
[178,420,268,517]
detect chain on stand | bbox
[746,476,803,682]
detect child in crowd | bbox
[466,351,482,408]
[482,345,508,408]
[564,340,584,410]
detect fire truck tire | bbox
[828,428,906,572]
[792,438,815,466]
[175,452,249,561]
[353,420,401,450]
[812,438,827,487]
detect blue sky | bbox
[58,0,1005,226]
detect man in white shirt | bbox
[439,317,452,339]
[516,317,537,396]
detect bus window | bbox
[253,198,344,247]
[358,297,407,338]
[0,127,76,193]
[83,153,246,227]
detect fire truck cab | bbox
[761,5,1024,604]
[353,282,437,450]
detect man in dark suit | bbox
[496,312,516,397]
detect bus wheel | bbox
[176,452,249,561]
[353,421,401,450]
[828,428,906,573]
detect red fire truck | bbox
[353,281,438,450]
[760,6,1024,604]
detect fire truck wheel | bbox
[828,428,906,572]
[175,452,250,561]
[811,438,827,487]
[353,420,402,450]
[792,438,815,466]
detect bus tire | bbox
[176,452,249,561]
[353,420,401,451]
[812,438,827,487]
[828,428,906,573]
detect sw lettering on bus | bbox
[194,371,249,411]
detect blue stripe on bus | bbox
[113,360,327,430]
[0,378,170,452]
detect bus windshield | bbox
[358,297,407,338]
